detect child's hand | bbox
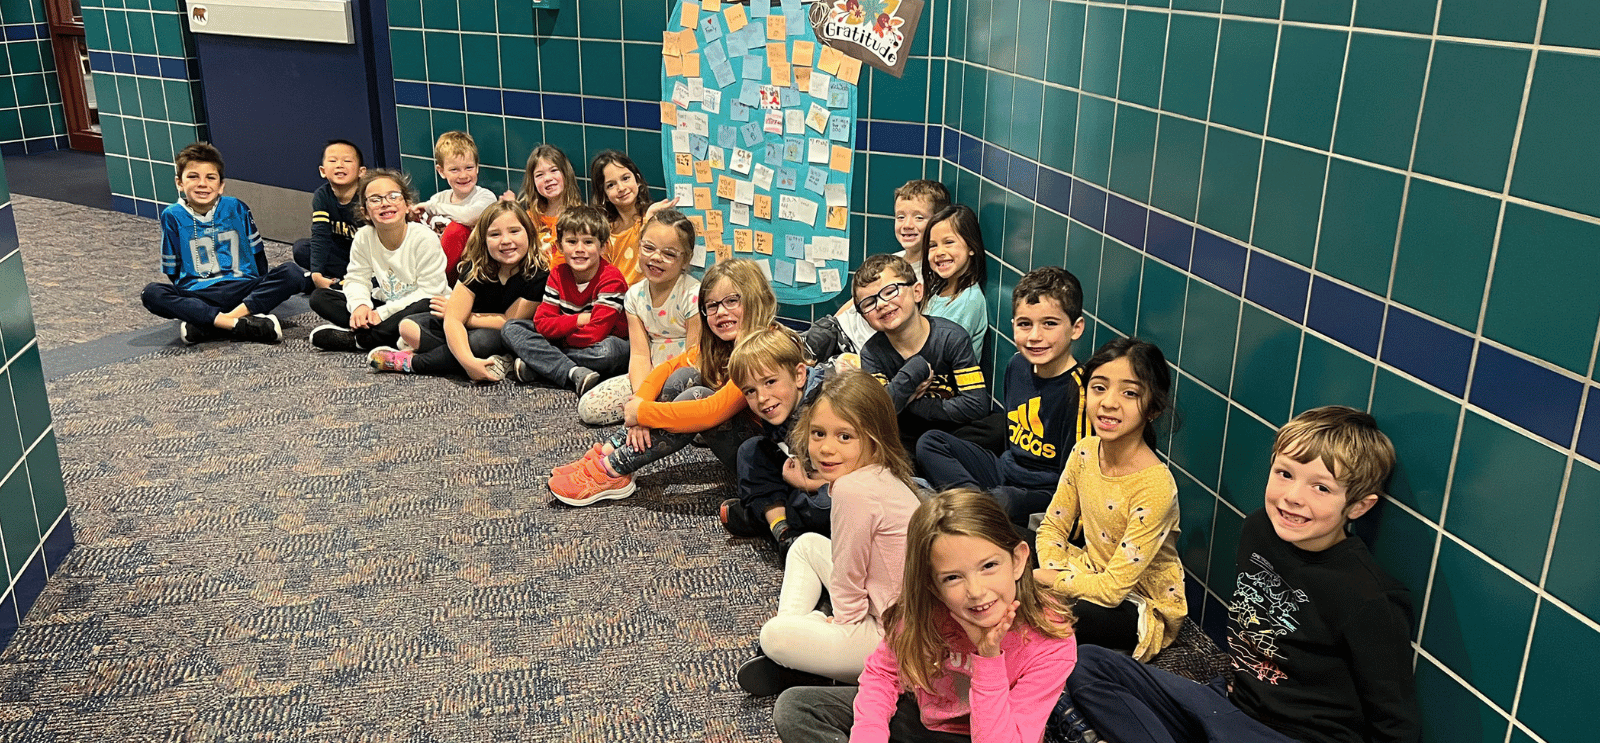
[910,367,935,400]
[644,197,678,220]
[351,305,377,329]
[1032,568,1061,589]
[465,357,501,382]
[960,599,1019,658]
[500,190,517,203]
[625,424,652,451]
[782,457,809,490]
[429,295,449,317]
[576,311,592,327]
[408,203,429,221]
[622,396,643,427]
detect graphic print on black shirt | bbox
[1229,552,1308,686]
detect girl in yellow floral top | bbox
[1033,337,1186,661]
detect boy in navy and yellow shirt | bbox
[916,266,1090,530]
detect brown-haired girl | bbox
[588,149,676,285]
[503,144,582,266]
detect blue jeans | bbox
[603,367,760,476]
[916,429,1051,529]
[501,319,629,385]
[1064,645,1292,743]
[141,261,305,327]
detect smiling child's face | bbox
[319,143,363,189]
[438,154,480,200]
[484,210,530,267]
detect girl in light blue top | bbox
[920,204,989,360]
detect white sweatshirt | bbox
[422,186,496,225]
[344,222,451,320]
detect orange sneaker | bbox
[551,443,606,477]
[548,457,635,507]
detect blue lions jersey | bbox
[160,196,266,290]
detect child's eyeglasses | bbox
[365,191,406,206]
[640,243,683,263]
[702,293,743,316]
[855,281,914,314]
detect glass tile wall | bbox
[0,155,75,652]
[0,0,68,154]
[80,0,206,218]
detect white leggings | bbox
[759,532,886,683]
[576,374,634,425]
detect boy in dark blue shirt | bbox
[915,266,1089,529]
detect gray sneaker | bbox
[511,357,536,384]
[310,323,360,352]
[569,366,601,397]
[232,314,282,343]
[484,354,514,382]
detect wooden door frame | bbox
[43,0,102,152]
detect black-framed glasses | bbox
[365,191,405,206]
[702,293,743,316]
[854,281,914,314]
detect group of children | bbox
[140,137,1419,743]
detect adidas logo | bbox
[1008,397,1057,458]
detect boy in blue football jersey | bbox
[140,142,301,343]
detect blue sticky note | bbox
[775,259,796,286]
[781,0,802,31]
[751,1,769,18]
[742,55,764,80]
[829,80,850,109]
[741,121,764,147]
[785,234,806,258]
[718,125,738,149]
[779,87,801,108]
[712,61,736,88]
[765,143,784,166]
[704,40,728,67]
[828,115,851,142]
[740,80,761,106]
[783,137,804,162]
[725,28,748,57]
[777,167,798,190]
[701,15,723,42]
[731,100,752,122]
[805,166,828,195]
[690,135,710,160]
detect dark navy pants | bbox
[1065,645,1295,743]
[734,435,831,537]
[141,261,303,327]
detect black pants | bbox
[734,436,831,537]
[404,313,509,376]
[1066,645,1293,743]
[308,288,429,350]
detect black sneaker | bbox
[310,323,360,352]
[720,498,767,538]
[736,654,833,697]
[178,321,224,344]
[232,314,282,343]
[511,357,536,383]
[776,526,800,561]
[569,366,601,396]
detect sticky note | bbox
[682,111,709,137]
[681,2,699,29]
[755,194,773,220]
[796,258,817,284]
[767,42,787,68]
[771,61,791,88]
[714,242,732,262]
[760,85,781,109]
[683,53,701,77]
[712,61,736,88]
[671,130,691,153]
[731,201,751,225]
[694,187,712,210]
[808,137,830,163]
[755,231,774,255]
[707,145,726,170]
[756,258,772,280]
[704,40,728,67]
[672,81,692,107]
[827,206,848,230]
[680,28,699,54]
[828,79,850,109]
[795,66,812,93]
[717,125,738,149]
[829,114,850,142]
[690,134,709,159]
[817,45,842,75]
[661,101,680,127]
[701,15,723,42]
[776,166,798,190]
[724,4,746,31]
[740,80,761,106]
[767,14,785,40]
[741,55,763,80]
[830,145,853,173]
[664,31,683,57]
[752,164,775,190]
[717,174,738,200]
[695,160,713,183]
[764,109,784,134]
[804,166,828,195]
[819,268,842,293]
[786,109,805,134]
[750,1,768,18]
[780,87,801,107]
[675,152,692,176]
[665,55,684,77]
[793,41,815,68]
[704,0,722,11]
[807,102,830,133]
[707,209,724,234]
[765,143,783,166]
[838,55,863,85]
[784,138,804,162]
[809,70,832,99]
[731,148,753,174]
[825,183,848,208]
[741,121,765,147]
[674,183,694,206]
[775,259,795,286]
[734,228,753,253]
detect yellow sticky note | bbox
[767,14,786,40]
[680,29,699,54]
[683,53,701,78]
[714,242,733,262]
[838,55,863,85]
[772,61,791,87]
[694,187,712,210]
[707,210,725,234]
[695,161,713,184]
[830,145,853,173]
[688,215,705,232]
[704,0,721,11]
[817,46,842,75]
[665,55,683,77]
[767,42,787,68]
[755,195,773,221]
[755,231,773,255]
[674,152,692,175]
[793,41,815,68]
[663,31,682,58]
[734,229,753,253]
[795,66,812,92]
[717,175,738,201]
[826,206,848,230]
[724,5,747,32]
[681,2,699,29]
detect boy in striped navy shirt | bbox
[140,142,301,344]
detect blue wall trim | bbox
[88,51,196,81]
[1,23,49,41]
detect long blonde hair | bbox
[787,369,916,492]
[696,258,776,389]
[457,201,547,285]
[882,488,1074,694]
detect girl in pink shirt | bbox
[738,370,923,694]
[773,488,1078,743]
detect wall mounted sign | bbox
[811,0,923,78]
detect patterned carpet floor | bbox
[4,197,784,741]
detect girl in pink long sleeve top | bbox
[772,489,1077,743]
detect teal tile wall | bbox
[79,0,206,218]
[378,4,1600,740]
[0,0,68,152]
[0,155,74,651]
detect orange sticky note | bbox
[694,187,712,211]
[724,5,747,32]
[695,161,713,183]
[674,152,692,176]
[830,145,853,173]
[755,231,774,255]
[681,2,699,28]
[717,175,738,201]
[826,206,848,230]
[755,195,773,220]
[795,66,812,92]
[688,215,705,232]
[838,55,863,85]
[817,46,842,75]
[680,29,699,54]
[767,43,787,68]
[665,55,683,77]
[793,41,815,68]
[707,210,725,234]
[734,229,753,253]
[772,61,791,87]
[705,0,722,10]
[683,53,701,78]
[664,31,682,57]
[714,243,733,262]
[767,14,786,40]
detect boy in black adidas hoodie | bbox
[915,266,1090,530]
